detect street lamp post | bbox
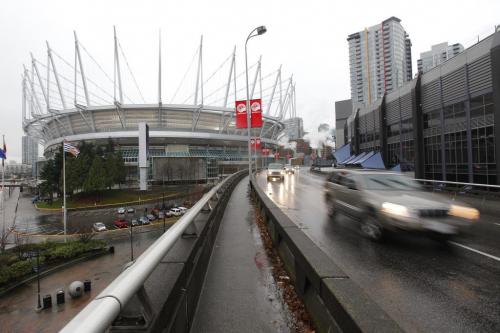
[245,25,267,179]
[129,220,134,262]
[36,249,41,310]
[162,192,166,233]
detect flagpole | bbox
[1,135,5,245]
[62,142,67,242]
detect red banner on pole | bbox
[250,137,261,150]
[235,100,247,129]
[274,151,280,160]
[261,148,270,156]
[250,99,262,128]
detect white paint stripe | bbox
[494,223,500,227]
[449,241,500,262]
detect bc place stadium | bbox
[21,29,297,183]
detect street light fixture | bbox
[245,25,267,179]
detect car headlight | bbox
[380,202,413,218]
[448,205,479,220]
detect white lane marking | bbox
[494,223,500,227]
[449,241,500,263]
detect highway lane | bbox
[256,169,500,333]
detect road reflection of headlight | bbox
[267,182,273,195]
[279,182,285,201]
[381,202,412,218]
[448,205,480,220]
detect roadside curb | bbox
[34,192,188,212]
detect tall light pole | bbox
[245,26,267,179]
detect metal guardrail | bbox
[60,172,241,333]
[414,178,500,190]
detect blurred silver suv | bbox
[324,169,479,241]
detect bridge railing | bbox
[60,171,245,333]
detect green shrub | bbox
[0,239,106,289]
[7,260,33,281]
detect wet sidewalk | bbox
[0,228,164,333]
[191,176,291,333]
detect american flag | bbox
[63,142,80,157]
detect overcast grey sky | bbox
[1,0,499,161]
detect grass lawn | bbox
[36,189,178,209]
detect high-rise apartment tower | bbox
[347,16,412,105]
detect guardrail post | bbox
[110,286,153,331]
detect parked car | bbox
[170,208,182,217]
[267,163,285,181]
[165,210,173,218]
[114,219,129,229]
[93,222,107,232]
[131,219,140,227]
[323,169,479,242]
[139,216,150,225]
[158,211,165,219]
[117,207,126,215]
[147,214,156,222]
[127,207,135,214]
[178,207,188,215]
[151,207,161,217]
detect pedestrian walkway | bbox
[191,176,291,333]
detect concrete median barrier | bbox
[250,177,403,333]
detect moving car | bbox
[92,222,107,232]
[267,163,285,181]
[127,207,135,214]
[117,207,126,215]
[284,164,295,175]
[114,219,129,229]
[324,169,479,241]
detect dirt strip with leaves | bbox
[253,202,315,333]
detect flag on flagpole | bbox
[63,142,80,157]
[1,136,6,166]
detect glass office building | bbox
[343,30,500,185]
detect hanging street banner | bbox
[261,148,270,156]
[235,100,247,128]
[274,151,280,160]
[250,137,261,150]
[250,99,263,128]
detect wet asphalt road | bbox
[256,169,500,333]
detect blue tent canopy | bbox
[361,152,385,169]
[334,143,351,164]
[341,153,360,165]
[347,152,367,164]
[355,151,375,164]
[391,164,401,172]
